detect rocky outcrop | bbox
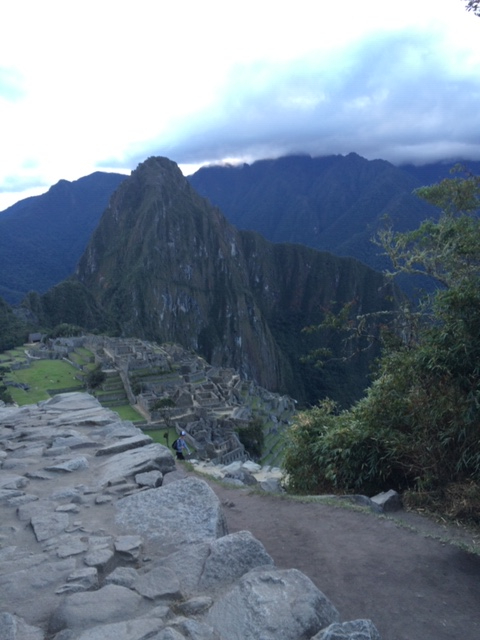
[0,392,381,639]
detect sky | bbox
[1,0,479,211]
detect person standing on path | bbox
[174,430,190,460]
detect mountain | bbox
[0,171,127,304]
[188,154,480,273]
[27,157,399,407]
[2,154,479,307]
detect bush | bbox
[236,418,265,460]
[85,365,106,390]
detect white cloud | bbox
[1,0,479,210]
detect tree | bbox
[283,170,480,516]
[85,365,106,390]
[464,1,480,17]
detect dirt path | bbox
[177,468,480,640]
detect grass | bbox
[7,359,84,404]
[110,404,144,422]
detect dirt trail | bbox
[175,467,480,640]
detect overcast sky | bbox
[1,0,479,210]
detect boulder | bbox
[207,566,340,640]
[313,619,381,639]
[98,443,174,485]
[49,584,142,633]
[199,530,274,592]
[115,477,227,547]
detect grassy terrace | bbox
[5,358,84,404]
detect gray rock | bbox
[370,490,402,513]
[313,619,381,640]
[134,565,181,600]
[154,628,185,640]
[0,474,29,489]
[65,567,99,591]
[114,535,143,560]
[115,477,227,547]
[168,617,220,640]
[199,530,274,591]
[153,543,211,596]
[104,566,139,588]
[0,612,44,640]
[175,596,213,616]
[207,567,340,640]
[95,434,153,456]
[98,443,175,485]
[56,537,89,558]
[83,547,114,571]
[69,618,165,640]
[49,584,143,633]
[134,470,163,488]
[31,512,69,541]
[260,477,284,493]
[44,457,90,473]
[0,558,76,624]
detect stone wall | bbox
[0,392,381,640]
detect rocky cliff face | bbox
[74,157,398,406]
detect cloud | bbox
[119,30,480,168]
[0,173,48,194]
[0,68,25,101]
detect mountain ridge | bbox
[24,156,398,407]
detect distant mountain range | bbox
[2,153,479,306]
[2,153,479,406]
[16,157,399,407]
[0,172,126,303]
[189,154,480,273]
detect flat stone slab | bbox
[115,477,227,546]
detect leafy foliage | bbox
[85,365,106,390]
[283,170,480,503]
[236,417,265,460]
[0,296,28,351]
[464,0,480,17]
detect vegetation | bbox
[236,417,265,460]
[0,296,28,351]
[6,358,84,404]
[283,170,480,522]
[85,364,106,390]
[464,1,480,17]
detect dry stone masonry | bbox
[0,392,381,639]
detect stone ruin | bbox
[0,391,381,640]
[25,335,297,465]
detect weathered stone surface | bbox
[114,534,143,560]
[207,567,340,640]
[0,391,380,639]
[49,584,143,633]
[95,434,153,456]
[153,543,211,596]
[0,612,44,640]
[175,596,213,616]
[104,566,139,588]
[98,443,174,485]
[199,530,274,591]
[83,547,114,571]
[134,470,163,488]
[44,456,90,473]
[66,618,165,640]
[370,490,402,513]
[115,477,227,546]
[134,565,182,600]
[31,512,69,541]
[56,567,99,593]
[313,619,382,640]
